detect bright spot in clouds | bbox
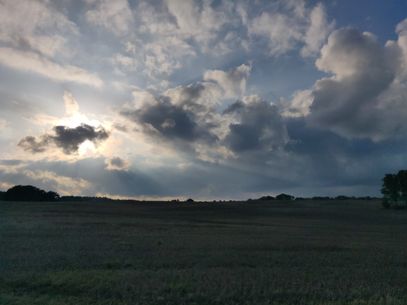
[78,140,97,157]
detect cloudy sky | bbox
[1,0,407,200]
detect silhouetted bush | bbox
[357,196,376,200]
[186,198,194,203]
[0,191,5,201]
[60,196,116,202]
[312,196,332,200]
[4,185,60,202]
[335,195,352,200]
[295,197,307,201]
[276,193,295,201]
[258,195,275,201]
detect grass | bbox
[0,199,406,304]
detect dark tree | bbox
[45,191,60,201]
[4,185,60,202]
[185,198,194,203]
[381,174,400,208]
[0,191,5,201]
[381,171,407,209]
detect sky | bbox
[1,0,407,200]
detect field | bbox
[0,199,407,305]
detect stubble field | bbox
[0,199,406,305]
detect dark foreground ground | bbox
[0,199,406,305]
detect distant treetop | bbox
[3,185,60,202]
[258,195,275,201]
[251,193,295,202]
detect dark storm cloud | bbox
[122,95,217,143]
[18,124,109,154]
[119,65,255,153]
[52,124,109,154]
[224,98,288,153]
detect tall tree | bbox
[381,174,399,208]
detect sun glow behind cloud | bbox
[78,140,97,157]
[60,91,103,129]
[58,113,102,129]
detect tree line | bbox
[0,178,403,206]
[0,185,114,202]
